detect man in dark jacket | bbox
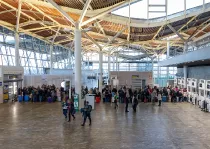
[133,96,138,112]
[81,101,92,126]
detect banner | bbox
[132,75,139,79]
[74,94,79,111]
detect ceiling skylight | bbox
[112,0,210,19]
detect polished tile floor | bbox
[0,101,210,149]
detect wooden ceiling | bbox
[0,0,210,55]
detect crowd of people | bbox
[101,85,188,110]
[18,84,74,102]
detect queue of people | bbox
[18,84,70,102]
[101,85,189,112]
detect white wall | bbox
[24,74,71,88]
[45,69,100,89]
[110,71,153,89]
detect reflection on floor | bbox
[0,102,210,149]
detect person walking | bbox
[132,95,138,112]
[125,90,129,112]
[114,93,118,109]
[158,91,162,106]
[67,100,76,122]
[151,89,157,103]
[62,99,68,119]
[56,88,61,102]
[81,101,92,126]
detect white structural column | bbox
[68,50,72,69]
[167,40,170,58]
[184,42,188,53]
[183,41,188,88]
[74,23,82,109]
[116,54,118,71]
[112,56,115,71]
[99,50,103,93]
[107,54,110,85]
[183,65,188,88]
[166,40,170,81]
[128,63,130,71]
[151,59,154,86]
[15,0,22,67]
[15,33,20,66]
[87,57,90,70]
[117,53,119,71]
[157,55,160,86]
[108,54,110,73]
[50,45,53,74]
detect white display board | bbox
[113,79,119,86]
[85,94,95,110]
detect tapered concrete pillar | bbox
[99,50,103,93]
[50,45,53,74]
[108,54,110,73]
[157,55,160,86]
[183,42,188,88]
[116,54,118,71]
[167,40,170,59]
[184,42,188,53]
[15,32,20,66]
[112,56,115,71]
[128,63,130,71]
[107,54,110,85]
[74,22,82,109]
[68,50,72,69]
[87,57,90,70]
[166,40,170,82]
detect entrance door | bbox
[5,80,22,102]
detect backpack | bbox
[87,105,92,113]
[134,98,138,105]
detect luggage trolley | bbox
[198,79,206,109]
[205,80,210,112]
[177,78,182,89]
[191,78,198,105]
[187,78,192,102]
[181,78,185,89]
[174,78,178,87]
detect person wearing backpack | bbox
[62,98,68,119]
[158,91,162,106]
[67,100,76,122]
[81,101,92,126]
[132,95,138,112]
[114,93,118,109]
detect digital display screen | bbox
[8,75,18,80]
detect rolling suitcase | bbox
[48,97,52,103]
[18,95,23,102]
